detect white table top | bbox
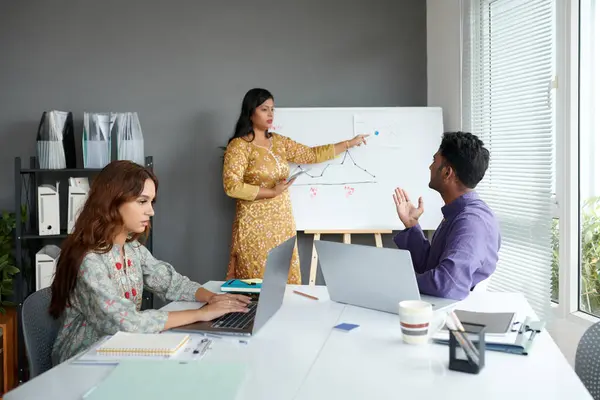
[4,282,592,400]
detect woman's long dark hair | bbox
[228,88,274,144]
[48,160,158,319]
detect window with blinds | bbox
[462,0,556,319]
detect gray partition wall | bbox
[0,0,427,286]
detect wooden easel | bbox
[305,230,393,286]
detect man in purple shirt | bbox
[393,131,500,300]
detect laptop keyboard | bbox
[211,301,258,330]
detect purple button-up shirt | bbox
[393,191,501,300]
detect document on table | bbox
[82,359,248,400]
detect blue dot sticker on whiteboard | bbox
[374,130,380,136]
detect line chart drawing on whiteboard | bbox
[289,150,377,186]
[271,106,445,231]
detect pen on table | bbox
[193,338,208,354]
[293,290,319,301]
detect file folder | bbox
[38,182,60,235]
[68,177,90,233]
[36,245,61,290]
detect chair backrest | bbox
[575,321,600,399]
[21,287,60,378]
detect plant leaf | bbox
[4,265,19,275]
[584,230,593,244]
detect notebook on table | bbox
[97,332,190,356]
[221,279,262,293]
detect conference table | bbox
[4,281,592,399]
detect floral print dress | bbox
[51,241,202,365]
[222,133,335,284]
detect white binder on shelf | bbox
[68,177,90,233]
[38,182,60,235]
[36,245,61,290]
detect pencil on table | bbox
[293,290,319,300]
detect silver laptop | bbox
[173,235,296,336]
[314,240,459,314]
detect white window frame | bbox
[555,0,598,326]
[459,0,598,327]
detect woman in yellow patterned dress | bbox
[222,88,368,284]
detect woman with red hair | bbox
[49,160,250,365]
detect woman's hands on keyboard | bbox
[208,293,252,307]
[198,298,250,321]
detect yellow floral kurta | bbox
[223,133,335,284]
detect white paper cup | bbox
[399,300,434,344]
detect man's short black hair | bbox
[438,131,489,189]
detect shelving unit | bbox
[12,155,156,383]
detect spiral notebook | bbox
[97,332,190,356]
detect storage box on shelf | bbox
[12,156,156,383]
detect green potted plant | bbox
[551,196,600,314]
[0,206,26,314]
[579,196,600,313]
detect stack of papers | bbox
[115,112,145,166]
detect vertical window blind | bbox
[462,0,556,319]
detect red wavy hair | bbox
[49,160,158,318]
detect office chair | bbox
[575,321,600,399]
[21,287,60,378]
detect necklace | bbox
[107,244,139,303]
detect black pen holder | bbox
[449,323,486,374]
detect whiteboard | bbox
[272,107,445,231]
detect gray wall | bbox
[0,0,427,287]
